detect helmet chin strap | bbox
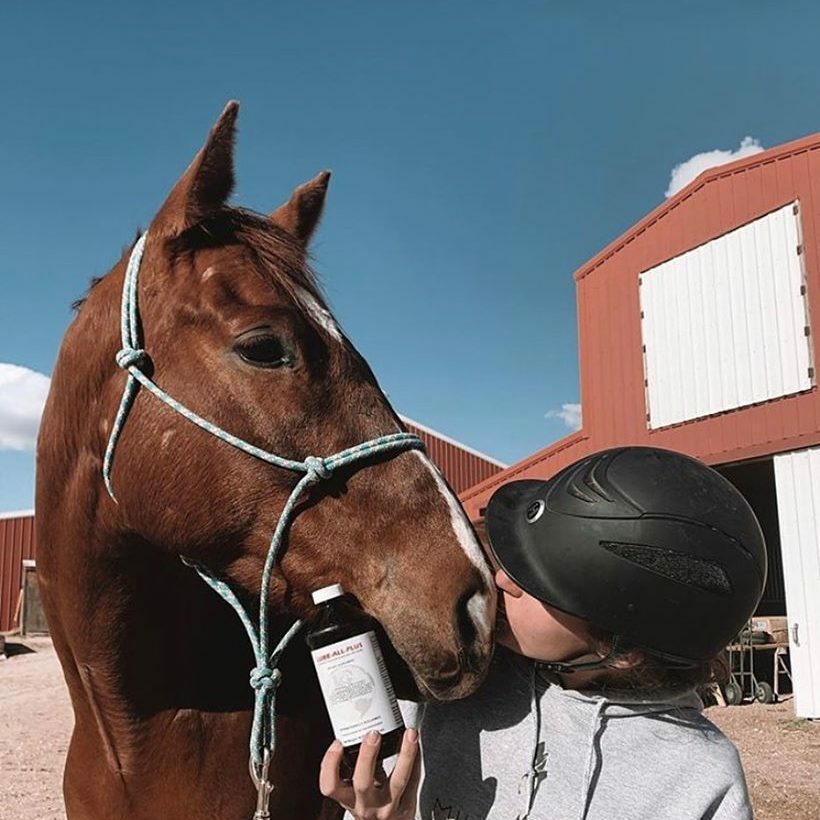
[536,636,624,675]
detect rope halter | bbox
[102,231,424,817]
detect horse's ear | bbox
[151,101,239,237]
[269,171,331,245]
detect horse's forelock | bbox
[229,209,343,343]
[72,211,339,343]
[232,210,326,307]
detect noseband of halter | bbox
[102,232,424,812]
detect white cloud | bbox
[545,403,582,431]
[0,364,51,451]
[665,137,765,198]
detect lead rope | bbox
[102,231,425,819]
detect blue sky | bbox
[1,1,819,511]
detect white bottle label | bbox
[310,630,403,747]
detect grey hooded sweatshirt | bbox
[415,647,752,820]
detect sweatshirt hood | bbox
[531,663,705,820]
[548,676,705,717]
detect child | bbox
[320,447,764,819]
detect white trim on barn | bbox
[399,415,509,468]
[0,508,35,520]
[640,202,813,429]
[774,446,820,718]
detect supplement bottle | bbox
[306,584,404,768]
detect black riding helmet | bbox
[485,447,767,663]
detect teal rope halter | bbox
[102,231,424,816]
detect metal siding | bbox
[0,515,36,632]
[774,448,820,718]
[402,421,504,495]
[640,203,812,428]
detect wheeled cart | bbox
[723,623,792,705]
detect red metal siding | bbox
[462,134,820,520]
[403,420,505,494]
[0,515,36,632]
[576,139,820,460]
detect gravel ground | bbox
[707,699,820,820]
[1,640,819,819]
[1,639,73,820]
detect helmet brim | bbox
[485,479,547,598]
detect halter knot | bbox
[116,347,151,370]
[304,456,332,483]
[250,666,282,693]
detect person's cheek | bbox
[495,596,522,651]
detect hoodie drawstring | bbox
[578,699,606,820]
[520,663,543,819]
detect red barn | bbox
[0,510,35,634]
[462,134,820,718]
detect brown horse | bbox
[36,102,495,820]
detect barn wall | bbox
[463,135,820,519]
[0,514,36,632]
[402,419,505,494]
[576,141,820,464]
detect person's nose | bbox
[495,568,522,597]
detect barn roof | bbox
[575,131,820,282]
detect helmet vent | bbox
[567,459,616,504]
[601,541,733,595]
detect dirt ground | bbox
[708,697,820,820]
[1,639,73,820]
[1,640,819,820]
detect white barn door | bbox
[774,448,820,718]
[640,201,813,429]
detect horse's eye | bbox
[234,334,291,368]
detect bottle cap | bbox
[312,583,345,605]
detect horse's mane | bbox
[71,208,326,317]
[71,229,144,312]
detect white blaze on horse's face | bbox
[410,450,496,644]
[297,286,344,342]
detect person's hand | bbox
[319,729,421,820]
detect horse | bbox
[36,101,496,820]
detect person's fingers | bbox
[319,740,354,805]
[374,761,388,787]
[388,729,420,802]
[395,747,423,818]
[352,731,383,800]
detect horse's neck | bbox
[81,537,312,710]
[67,538,330,809]
[61,533,313,735]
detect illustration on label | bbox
[328,665,376,718]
